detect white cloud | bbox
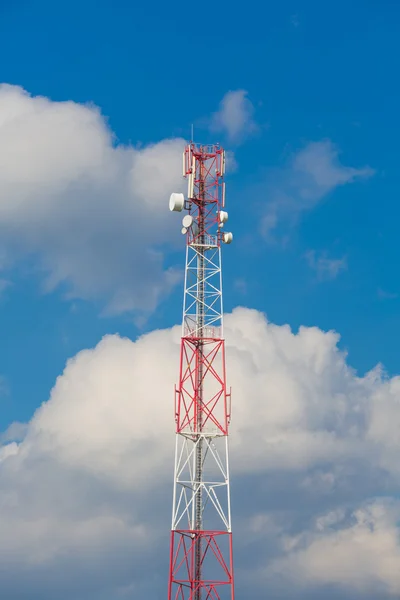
[261,139,374,239]
[293,140,373,197]
[268,499,400,596]
[2,308,400,597]
[210,89,258,143]
[305,250,347,280]
[0,420,27,443]
[25,329,176,487]
[0,84,186,314]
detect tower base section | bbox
[168,530,234,600]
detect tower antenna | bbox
[168,142,234,600]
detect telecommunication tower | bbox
[168,142,234,600]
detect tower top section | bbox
[169,142,233,248]
[183,142,225,178]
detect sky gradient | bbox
[1,1,400,598]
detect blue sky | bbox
[0,0,399,423]
[1,1,400,599]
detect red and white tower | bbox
[168,142,234,600]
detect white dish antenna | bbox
[219,210,228,225]
[169,192,185,212]
[223,232,233,244]
[182,214,193,228]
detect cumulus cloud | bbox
[0,420,27,443]
[293,140,373,196]
[2,308,400,598]
[305,250,347,280]
[0,84,186,314]
[268,499,400,596]
[209,89,258,143]
[261,139,374,239]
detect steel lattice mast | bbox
[168,142,234,600]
